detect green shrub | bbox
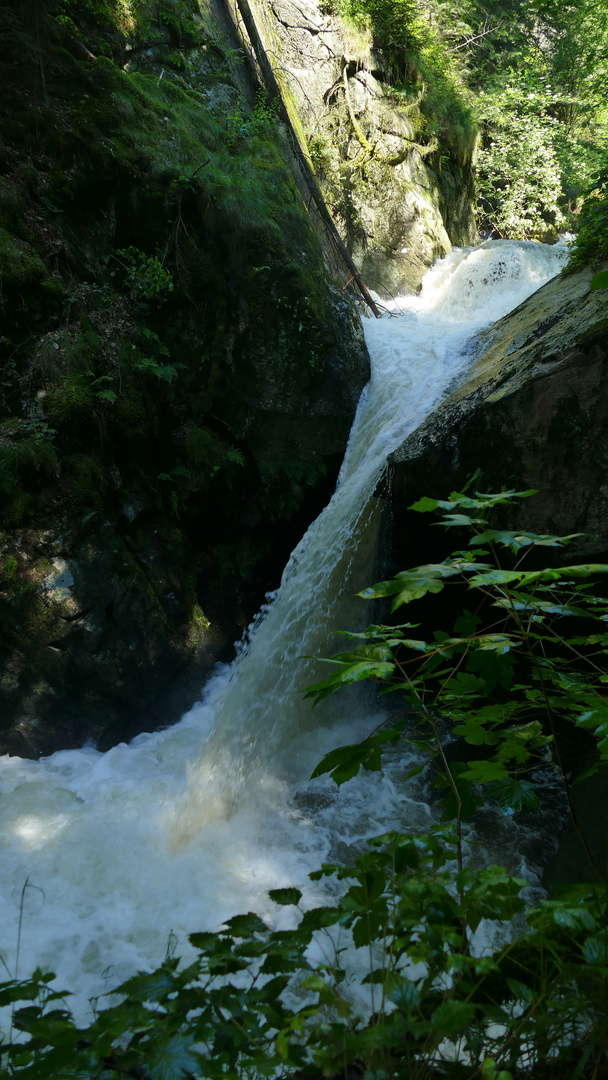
[111,247,174,301]
[565,165,608,272]
[475,85,566,238]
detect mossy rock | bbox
[46,376,97,443]
[0,227,63,312]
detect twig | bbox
[447,23,503,52]
[10,878,46,1049]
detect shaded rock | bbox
[0,0,369,757]
[386,260,608,570]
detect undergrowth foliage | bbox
[1,489,608,1079]
[565,165,608,275]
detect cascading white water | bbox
[0,240,567,1019]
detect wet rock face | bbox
[0,525,210,757]
[255,0,478,296]
[385,263,608,573]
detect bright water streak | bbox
[0,240,566,1018]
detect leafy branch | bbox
[308,487,608,882]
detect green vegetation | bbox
[2,489,608,1077]
[474,83,566,240]
[322,0,477,165]
[46,0,201,54]
[318,0,608,244]
[109,247,174,301]
[565,167,608,274]
[466,0,607,243]
[425,0,608,241]
[309,489,607,864]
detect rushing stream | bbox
[0,239,567,1019]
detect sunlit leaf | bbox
[305,657,395,704]
[358,560,492,610]
[469,529,581,553]
[409,496,439,512]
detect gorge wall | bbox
[0,0,477,755]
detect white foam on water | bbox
[0,239,567,1021]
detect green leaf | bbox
[116,965,178,1003]
[310,739,383,785]
[411,490,537,517]
[276,1028,291,1061]
[582,932,608,965]
[454,610,481,635]
[305,654,395,704]
[461,760,509,783]
[358,568,446,606]
[268,888,302,907]
[505,978,533,1002]
[358,559,491,610]
[224,912,268,936]
[552,905,597,932]
[453,720,501,746]
[486,778,539,814]
[433,762,484,821]
[0,976,54,1007]
[468,564,608,589]
[431,1000,476,1039]
[406,762,427,778]
[188,931,218,951]
[441,513,484,528]
[467,645,514,691]
[577,704,608,757]
[495,721,549,764]
[469,529,580,553]
[147,1033,201,1080]
[299,906,342,931]
[440,672,486,699]
[386,976,420,1010]
[226,446,245,466]
[409,496,439,512]
[590,268,608,290]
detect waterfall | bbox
[0,239,566,1018]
